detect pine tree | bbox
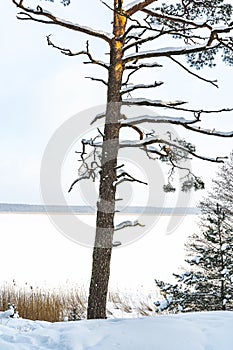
[155,203,233,313]
[12,0,233,318]
[211,152,233,216]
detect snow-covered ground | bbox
[0,311,233,349]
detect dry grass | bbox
[0,282,87,322]
[0,282,156,322]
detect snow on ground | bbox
[0,311,233,350]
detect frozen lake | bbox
[0,208,199,293]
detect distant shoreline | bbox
[0,203,200,215]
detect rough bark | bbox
[87,0,127,319]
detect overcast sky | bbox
[1,0,233,205]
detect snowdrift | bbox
[0,311,232,349]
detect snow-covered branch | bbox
[12,0,112,43]
[122,98,187,108]
[125,0,156,16]
[119,136,227,163]
[120,114,196,126]
[114,220,145,231]
[120,114,233,137]
[116,169,147,186]
[142,8,212,30]
[123,43,219,63]
[90,112,106,125]
[182,125,233,138]
[125,61,162,70]
[121,81,163,94]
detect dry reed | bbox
[0,282,156,322]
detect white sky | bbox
[0,1,233,291]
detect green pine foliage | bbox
[155,154,233,313]
[155,204,233,312]
[150,0,233,68]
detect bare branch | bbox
[46,36,109,69]
[114,220,145,231]
[161,105,233,115]
[12,0,112,43]
[112,241,122,247]
[91,112,106,125]
[123,62,162,86]
[168,56,218,88]
[126,0,156,16]
[142,8,212,30]
[116,170,148,186]
[121,81,163,94]
[68,174,91,193]
[123,33,165,52]
[85,76,108,86]
[120,124,144,140]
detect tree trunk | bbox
[87,1,127,319]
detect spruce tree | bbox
[211,152,233,216]
[155,202,233,313]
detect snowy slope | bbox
[0,311,233,350]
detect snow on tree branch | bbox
[120,114,196,126]
[118,136,228,164]
[121,81,163,94]
[125,0,156,16]
[122,98,187,107]
[12,0,113,43]
[120,114,233,138]
[114,220,145,231]
[182,124,233,138]
[123,42,220,63]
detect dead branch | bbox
[12,0,112,43]
[121,81,163,94]
[114,220,145,231]
[122,98,187,108]
[123,32,165,52]
[91,112,106,125]
[85,76,108,86]
[120,124,144,140]
[123,61,162,86]
[116,167,148,186]
[159,105,233,114]
[168,56,218,88]
[68,174,91,193]
[182,124,233,138]
[126,0,156,16]
[125,61,162,70]
[46,36,109,69]
[142,8,212,30]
